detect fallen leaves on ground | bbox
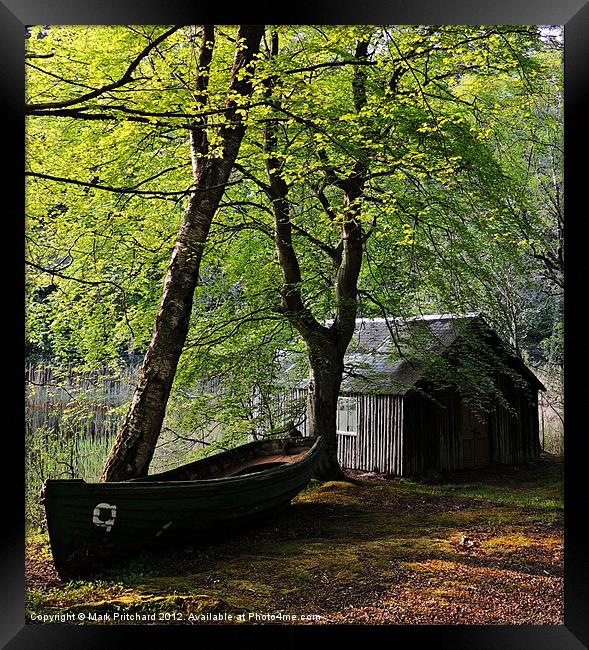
[26,457,563,625]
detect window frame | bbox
[336,396,358,436]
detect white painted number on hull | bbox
[92,503,117,532]
[156,521,173,537]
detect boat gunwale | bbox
[42,437,323,579]
[43,436,323,492]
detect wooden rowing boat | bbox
[42,436,323,579]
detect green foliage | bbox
[25,25,563,442]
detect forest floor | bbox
[26,454,563,625]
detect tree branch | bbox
[26,25,184,113]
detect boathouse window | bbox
[337,397,357,435]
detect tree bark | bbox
[101,25,265,481]
[306,341,346,480]
[261,35,369,481]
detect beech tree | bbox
[219,25,549,477]
[25,25,561,481]
[26,25,265,480]
[100,26,264,481]
[254,31,369,478]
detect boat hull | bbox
[42,436,322,578]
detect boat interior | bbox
[130,437,317,482]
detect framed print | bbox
[4,0,588,647]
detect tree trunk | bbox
[101,25,264,482]
[306,344,346,480]
[258,34,369,481]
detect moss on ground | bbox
[26,457,563,625]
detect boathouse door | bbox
[461,397,490,469]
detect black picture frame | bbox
[5,1,587,647]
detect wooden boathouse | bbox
[293,314,545,476]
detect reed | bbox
[25,363,138,440]
[25,364,134,529]
[25,362,264,531]
[25,425,116,530]
[25,363,216,530]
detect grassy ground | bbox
[25,455,563,625]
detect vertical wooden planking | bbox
[285,365,540,476]
[345,393,405,476]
